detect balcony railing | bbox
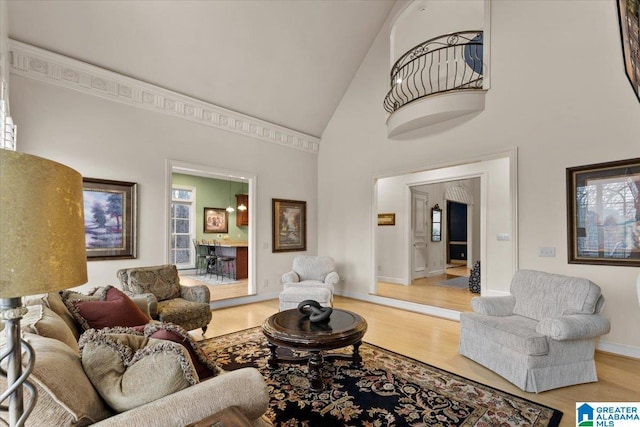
[384,31,484,114]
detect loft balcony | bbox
[384,30,486,138]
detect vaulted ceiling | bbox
[7,0,396,138]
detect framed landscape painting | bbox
[618,0,640,102]
[203,207,228,233]
[83,178,137,260]
[566,158,640,266]
[272,198,306,252]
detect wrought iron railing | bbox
[383,30,484,114]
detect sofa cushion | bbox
[156,297,211,328]
[127,265,181,301]
[78,327,199,413]
[511,270,603,320]
[69,287,151,331]
[0,333,113,426]
[22,304,79,352]
[460,312,549,356]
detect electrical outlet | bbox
[538,247,556,257]
[263,279,269,289]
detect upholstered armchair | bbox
[117,264,212,334]
[459,270,610,392]
[279,256,339,311]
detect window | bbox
[171,186,195,268]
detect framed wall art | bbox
[617,0,640,102]
[566,158,640,266]
[272,198,306,252]
[203,207,228,233]
[83,178,137,260]
[377,213,396,226]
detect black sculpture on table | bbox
[297,299,332,323]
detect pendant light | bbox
[237,179,247,211]
[226,177,234,213]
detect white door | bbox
[412,190,428,279]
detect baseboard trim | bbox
[209,291,280,309]
[597,340,640,359]
[377,276,408,285]
[334,289,460,321]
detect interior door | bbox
[412,190,428,279]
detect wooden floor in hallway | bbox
[376,266,475,312]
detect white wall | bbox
[10,77,318,296]
[391,0,484,65]
[319,0,640,354]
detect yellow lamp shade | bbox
[0,150,88,298]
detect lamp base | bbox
[1,297,37,427]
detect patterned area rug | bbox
[198,327,562,427]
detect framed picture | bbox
[566,158,640,266]
[377,213,396,226]
[203,207,228,233]
[83,178,137,260]
[272,198,306,252]
[617,0,640,102]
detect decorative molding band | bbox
[8,39,320,153]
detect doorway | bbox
[166,159,257,300]
[372,150,518,316]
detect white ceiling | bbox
[7,0,396,138]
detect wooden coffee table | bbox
[262,308,367,391]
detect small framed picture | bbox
[378,213,396,226]
[204,207,228,233]
[272,198,306,252]
[83,178,137,260]
[567,158,640,266]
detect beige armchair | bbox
[117,264,212,334]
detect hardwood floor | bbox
[180,274,250,301]
[195,296,640,427]
[376,267,475,312]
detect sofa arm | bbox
[324,271,340,286]
[536,314,611,341]
[471,296,516,316]
[281,271,299,284]
[92,368,269,426]
[125,292,158,319]
[180,284,210,304]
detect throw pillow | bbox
[143,323,219,380]
[78,327,198,413]
[21,304,79,352]
[1,333,112,425]
[70,287,151,331]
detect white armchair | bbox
[459,270,610,392]
[279,256,339,311]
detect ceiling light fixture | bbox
[226,177,234,213]
[237,179,247,212]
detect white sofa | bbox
[459,270,610,392]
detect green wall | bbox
[172,173,248,242]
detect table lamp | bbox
[0,149,87,427]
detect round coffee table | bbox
[262,308,367,391]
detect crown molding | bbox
[8,39,320,153]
